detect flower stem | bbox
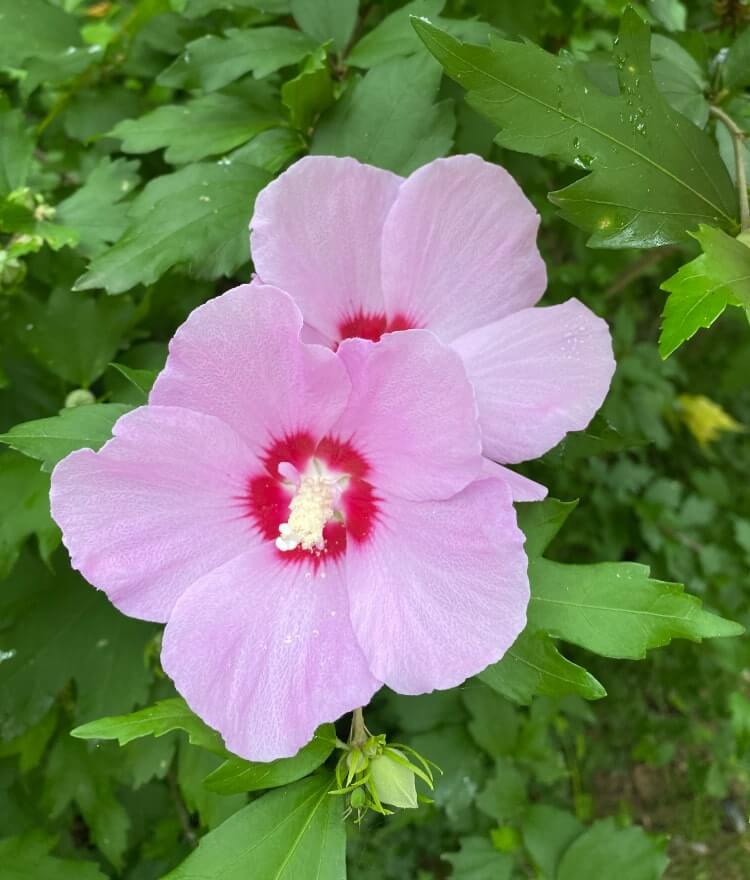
[710,105,750,232]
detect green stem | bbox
[710,105,750,232]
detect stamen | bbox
[276,469,336,552]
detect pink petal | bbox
[50,406,258,623]
[483,459,548,502]
[150,282,350,455]
[345,478,529,693]
[453,299,616,463]
[334,331,481,502]
[381,155,546,342]
[161,548,380,761]
[250,156,402,343]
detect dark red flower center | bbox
[244,431,379,565]
[337,310,415,344]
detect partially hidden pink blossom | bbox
[50,284,529,761]
[250,154,617,501]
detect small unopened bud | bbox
[65,389,96,408]
[369,748,419,809]
[678,394,743,447]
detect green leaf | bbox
[75,159,272,294]
[556,818,668,880]
[476,756,527,822]
[516,497,578,557]
[463,682,518,757]
[480,629,607,704]
[43,736,130,869]
[0,0,81,68]
[648,0,686,31]
[177,742,246,831]
[109,363,157,400]
[414,8,738,247]
[203,724,336,794]
[0,831,106,880]
[725,26,750,91]
[72,697,226,755]
[651,35,708,128]
[522,805,584,880]
[0,403,130,471]
[528,556,744,660]
[695,225,750,310]
[56,158,141,258]
[0,453,58,579]
[281,46,335,131]
[659,226,750,358]
[0,558,155,738]
[312,52,455,174]
[158,27,317,92]
[0,101,33,196]
[348,0,445,67]
[19,288,136,386]
[162,772,346,880]
[111,94,283,165]
[442,836,514,880]
[291,0,358,55]
[0,706,57,773]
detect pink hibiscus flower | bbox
[250,154,616,500]
[50,284,529,761]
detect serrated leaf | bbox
[442,836,514,880]
[72,697,226,755]
[0,0,81,68]
[291,0,358,55]
[19,288,136,386]
[528,556,743,660]
[162,772,346,880]
[158,27,317,91]
[0,101,33,196]
[414,8,737,247]
[56,158,140,258]
[203,724,336,794]
[0,557,155,738]
[660,226,750,358]
[557,818,668,880]
[0,403,130,471]
[0,831,106,880]
[75,159,272,294]
[0,453,58,579]
[112,94,282,165]
[312,52,455,174]
[480,629,607,704]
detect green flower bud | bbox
[369,748,418,810]
[65,389,96,408]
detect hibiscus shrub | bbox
[1,1,749,879]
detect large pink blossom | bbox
[250,154,616,500]
[50,284,529,761]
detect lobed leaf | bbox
[414,8,738,247]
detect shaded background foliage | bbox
[1,0,750,878]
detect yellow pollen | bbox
[276,474,335,552]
